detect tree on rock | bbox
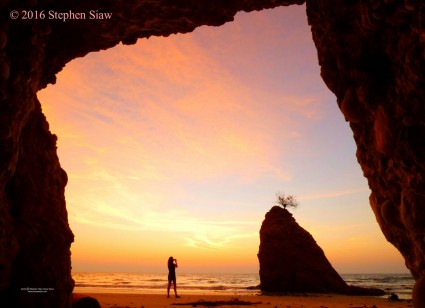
[276,193,298,210]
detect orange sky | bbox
[38,4,407,274]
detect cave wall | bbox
[306,1,425,305]
[307,0,425,281]
[1,0,424,307]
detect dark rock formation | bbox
[306,1,425,306]
[0,0,424,306]
[388,293,400,301]
[413,275,425,308]
[258,206,384,296]
[72,296,101,308]
[258,206,347,293]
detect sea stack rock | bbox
[258,206,386,295]
[258,206,348,293]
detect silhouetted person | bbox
[167,256,180,298]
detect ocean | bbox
[73,272,413,299]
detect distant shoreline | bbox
[72,272,414,300]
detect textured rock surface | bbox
[306,1,425,305]
[258,206,385,296]
[258,206,348,293]
[0,0,424,306]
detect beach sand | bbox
[73,292,413,308]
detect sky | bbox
[37,4,408,274]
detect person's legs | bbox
[167,280,171,297]
[173,279,179,297]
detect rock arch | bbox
[1,0,424,306]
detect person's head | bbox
[168,256,173,266]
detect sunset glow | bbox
[37,5,406,274]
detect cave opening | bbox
[36,4,406,279]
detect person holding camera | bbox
[167,256,180,298]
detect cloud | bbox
[37,7,334,257]
[39,29,304,185]
[298,188,370,201]
[183,232,257,251]
[69,195,258,251]
[35,4,394,273]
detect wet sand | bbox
[73,292,413,308]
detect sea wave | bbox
[73,272,413,298]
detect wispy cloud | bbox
[298,188,370,201]
[184,232,257,251]
[69,198,258,251]
[40,30,303,185]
